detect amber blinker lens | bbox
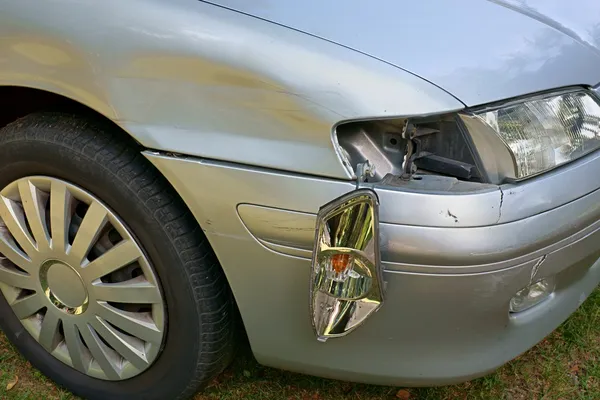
[331,254,350,273]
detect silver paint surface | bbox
[208,0,600,105]
[146,152,600,385]
[2,0,600,385]
[237,196,600,272]
[0,0,462,179]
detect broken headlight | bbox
[336,88,600,185]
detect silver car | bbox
[1,1,599,399]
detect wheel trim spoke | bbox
[96,302,162,345]
[0,196,37,258]
[18,180,50,251]
[69,202,108,266]
[79,323,122,380]
[0,236,33,273]
[92,278,162,304]
[11,293,45,319]
[81,240,140,282]
[38,311,62,352]
[63,321,90,374]
[0,265,36,290]
[91,317,149,370]
[50,180,73,253]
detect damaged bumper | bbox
[356,186,600,385]
[350,229,600,385]
[307,153,600,384]
[146,148,600,386]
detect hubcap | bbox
[0,177,165,380]
[41,260,89,314]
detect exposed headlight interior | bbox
[336,88,600,186]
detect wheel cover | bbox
[0,176,166,380]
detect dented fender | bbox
[0,0,462,180]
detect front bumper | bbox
[352,226,600,385]
[146,150,600,386]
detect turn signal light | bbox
[331,254,351,274]
[310,189,384,341]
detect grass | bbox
[0,288,598,400]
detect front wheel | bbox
[0,113,235,399]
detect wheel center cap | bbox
[40,260,88,314]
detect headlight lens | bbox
[473,91,600,179]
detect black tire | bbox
[0,112,235,399]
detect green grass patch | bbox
[0,288,598,400]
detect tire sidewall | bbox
[0,126,206,399]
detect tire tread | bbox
[0,112,235,399]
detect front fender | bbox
[0,0,463,179]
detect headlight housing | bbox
[336,88,600,186]
[462,90,600,181]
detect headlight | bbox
[462,90,600,181]
[336,88,600,186]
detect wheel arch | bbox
[0,86,248,335]
[0,111,238,397]
[0,86,130,140]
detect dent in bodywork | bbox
[144,150,600,383]
[0,33,117,119]
[235,191,600,272]
[146,150,600,274]
[148,144,600,231]
[237,204,314,258]
[497,150,600,223]
[0,0,463,180]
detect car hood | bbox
[205,0,600,107]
